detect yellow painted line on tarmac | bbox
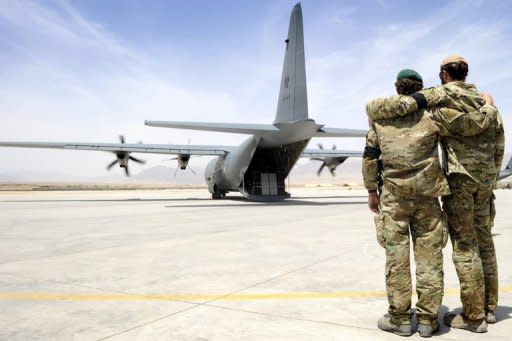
[0,287,511,302]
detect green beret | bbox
[396,69,423,82]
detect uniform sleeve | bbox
[365,86,445,121]
[365,95,418,121]
[420,86,447,107]
[495,110,505,182]
[362,126,380,191]
[432,104,497,137]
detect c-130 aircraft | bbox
[0,3,366,201]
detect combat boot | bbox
[417,320,439,338]
[377,315,412,337]
[486,310,497,324]
[444,312,487,333]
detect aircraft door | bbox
[261,173,278,195]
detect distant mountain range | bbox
[0,160,364,186]
[2,153,510,186]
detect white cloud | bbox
[307,1,512,120]
[0,0,251,178]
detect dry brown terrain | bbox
[0,183,207,191]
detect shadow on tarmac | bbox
[496,305,512,322]
[164,198,367,208]
[436,305,452,336]
[292,195,367,199]
[437,305,512,333]
[1,195,367,205]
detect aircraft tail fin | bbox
[274,3,308,124]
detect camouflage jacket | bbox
[362,109,450,198]
[365,82,504,187]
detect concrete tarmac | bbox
[0,187,511,340]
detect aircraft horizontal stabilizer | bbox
[314,127,367,138]
[145,121,279,135]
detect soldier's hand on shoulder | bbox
[481,92,494,106]
[368,191,380,214]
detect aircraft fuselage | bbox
[204,120,320,200]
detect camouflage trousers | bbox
[487,192,499,312]
[443,174,498,319]
[375,187,447,325]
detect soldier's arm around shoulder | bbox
[362,126,381,192]
[420,85,448,108]
[365,86,444,121]
[432,104,497,137]
[365,95,417,121]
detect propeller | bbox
[106,135,145,176]
[188,166,197,175]
[168,154,196,177]
[317,162,327,176]
[312,144,346,176]
[318,143,337,150]
[164,139,196,176]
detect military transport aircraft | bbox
[0,3,366,201]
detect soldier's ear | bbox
[439,69,449,84]
[394,83,400,95]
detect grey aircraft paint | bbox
[201,4,337,200]
[275,3,308,124]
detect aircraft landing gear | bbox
[212,192,226,199]
[211,186,226,199]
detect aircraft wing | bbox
[0,141,232,156]
[301,149,362,158]
[314,127,368,138]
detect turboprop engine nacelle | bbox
[176,154,190,170]
[105,136,146,176]
[118,154,130,168]
[205,156,224,196]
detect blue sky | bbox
[1,0,511,180]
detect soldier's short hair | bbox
[395,78,423,95]
[441,62,468,81]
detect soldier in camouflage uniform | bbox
[366,55,504,333]
[363,69,449,337]
[478,94,505,325]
